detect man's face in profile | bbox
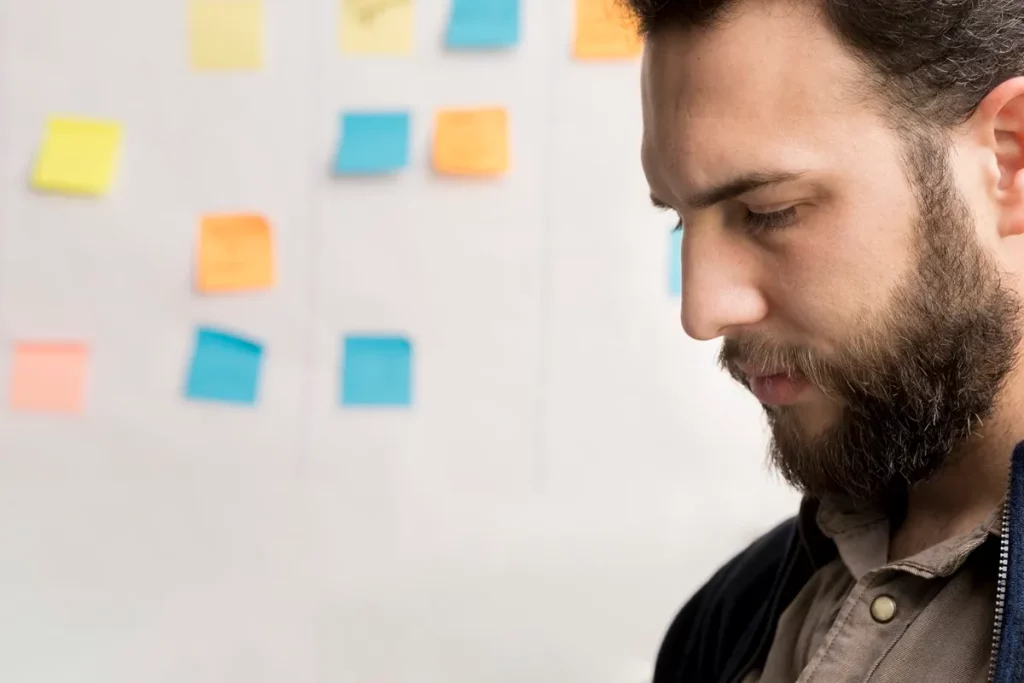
[640,2,1022,502]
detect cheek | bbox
[767,203,918,344]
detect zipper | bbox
[987,464,1012,683]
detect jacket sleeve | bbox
[652,518,800,683]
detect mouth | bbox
[735,363,812,407]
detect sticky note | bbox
[185,327,263,405]
[341,0,413,55]
[433,108,509,176]
[189,0,264,70]
[446,0,520,49]
[341,335,412,407]
[31,117,122,196]
[669,226,682,296]
[196,214,274,293]
[10,342,89,414]
[334,112,410,175]
[574,0,642,59]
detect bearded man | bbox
[630,0,1024,681]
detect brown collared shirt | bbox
[742,498,1002,683]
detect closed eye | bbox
[743,206,797,233]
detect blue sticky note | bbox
[341,335,413,407]
[669,226,683,296]
[185,326,263,405]
[334,112,410,175]
[446,0,520,49]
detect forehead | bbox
[640,1,880,195]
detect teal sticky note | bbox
[185,326,263,405]
[341,335,412,407]
[446,0,520,49]
[669,226,682,296]
[334,112,410,175]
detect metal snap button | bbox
[870,595,897,624]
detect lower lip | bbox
[748,374,810,406]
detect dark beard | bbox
[720,135,1022,504]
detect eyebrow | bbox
[650,171,807,211]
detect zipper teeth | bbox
[988,475,1011,683]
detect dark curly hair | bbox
[623,0,1024,130]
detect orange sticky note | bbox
[10,342,89,414]
[433,108,509,176]
[574,0,642,59]
[197,214,275,293]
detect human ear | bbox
[976,77,1024,237]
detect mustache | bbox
[718,336,845,394]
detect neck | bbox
[889,375,1024,562]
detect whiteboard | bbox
[0,1,799,681]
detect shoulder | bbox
[653,517,801,683]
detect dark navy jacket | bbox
[652,443,1024,683]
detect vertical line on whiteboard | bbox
[296,0,323,475]
[532,1,561,495]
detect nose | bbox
[678,223,768,341]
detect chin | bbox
[769,393,840,440]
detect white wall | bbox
[0,1,799,681]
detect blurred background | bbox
[0,1,798,681]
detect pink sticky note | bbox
[10,342,89,414]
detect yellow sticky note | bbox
[189,0,264,70]
[197,214,275,293]
[433,108,509,177]
[10,342,89,414]
[574,0,642,59]
[31,117,121,196]
[341,0,413,55]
